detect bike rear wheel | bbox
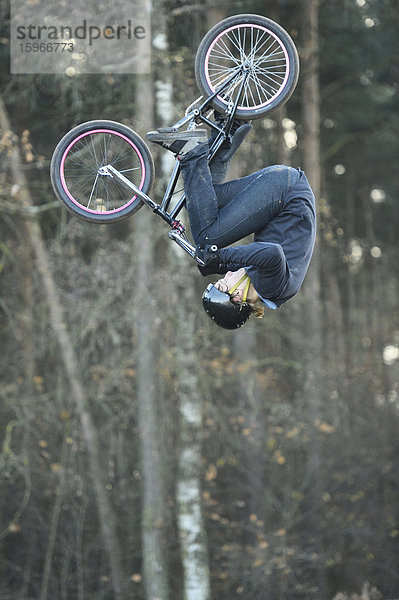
[195,14,299,120]
[50,120,154,224]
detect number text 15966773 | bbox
[19,42,74,53]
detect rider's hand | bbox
[196,245,222,274]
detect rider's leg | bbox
[179,143,300,248]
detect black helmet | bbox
[202,283,252,330]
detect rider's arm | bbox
[219,242,289,298]
[220,242,286,270]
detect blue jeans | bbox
[180,143,301,248]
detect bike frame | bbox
[100,67,250,266]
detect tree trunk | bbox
[134,208,170,600]
[171,241,211,600]
[0,95,125,597]
[300,0,326,594]
[301,0,322,405]
[175,302,211,600]
[301,3,322,424]
[133,15,170,592]
[233,326,268,588]
[151,3,211,596]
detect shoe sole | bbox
[147,130,207,142]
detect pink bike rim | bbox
[60,128,146,215]
[204,23,290,111]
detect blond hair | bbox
[247,298,265,319]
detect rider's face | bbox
[214,268,247,303]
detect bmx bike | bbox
[50,14,299,265]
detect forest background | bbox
[0,0,398,599]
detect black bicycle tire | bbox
[50,120,154,224]
[195,14,299,120]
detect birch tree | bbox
[174,296,211,600]
[151,3,211,597]
[134,200,170,600]
[133,3,170,596]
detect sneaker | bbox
[146,129,208,156]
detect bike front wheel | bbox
[50,120,154,224]
[195,14,299,120]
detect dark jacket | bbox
[219,170,316,307]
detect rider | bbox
[147,118,316,329]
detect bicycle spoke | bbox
[215,35,242,64]
[87,173,99,209]
[61,130,145,213]
[119,167,142,173]
[206,23,290,110]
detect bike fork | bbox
[168,229,205,265]
[99,165,159,211]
